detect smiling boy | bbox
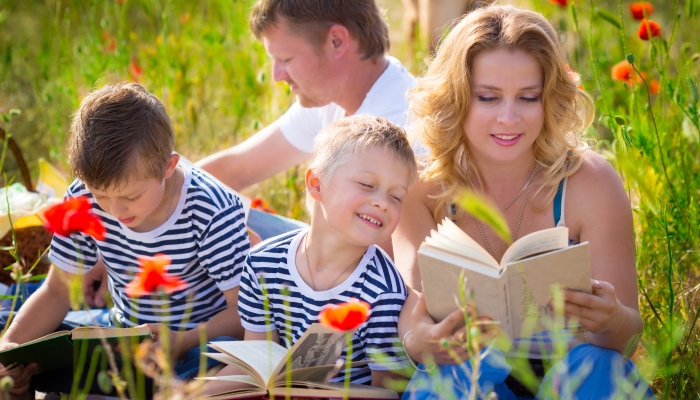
[0,83,250,393]
[202,115,417,396]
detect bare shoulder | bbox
[566,150,632,238]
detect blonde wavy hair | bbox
[408,5,595,222]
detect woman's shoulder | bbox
[566,150,632,230]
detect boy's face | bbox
[87,155,179,232]
[310,146,412,246]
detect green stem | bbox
[343,331,352,400]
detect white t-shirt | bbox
[278,55,416,153]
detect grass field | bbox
[1,0,699,397]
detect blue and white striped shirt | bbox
[238,229,408,385]
[49,163,250,329]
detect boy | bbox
[0,82,250,393]
[203,115,417,395]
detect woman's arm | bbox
[565,151,643,353]
[392,179,471,364]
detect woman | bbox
[394,5,653,399]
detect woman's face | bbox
[462,48,545,166]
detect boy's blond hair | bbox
[68,82,175,191]
[306,115,417,212]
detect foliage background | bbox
[0,0,698,397]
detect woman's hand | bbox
[562,279,642,353]
[404,293,479,365]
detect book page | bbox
[418,246,503,323]
[437,218,498,267]
[506,243,591,340]
[272,364,340,385]
[270,382,398,399]
[500,227,569,267]
[273,324,345,379]
[426,232,497,269]
[208,341,287,387]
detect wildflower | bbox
[102,30,116,53]
[43,196,106,240]
[629,2,654,20]
[611,60,643,88]
[180,13,190,24]
[638,18,661,40]
[565,64,583,90]
[251,197,276,214]
[125,254,187,297]
[129,55,143,83]
[549,0,568,6]
[319,298,370,332]
[649,78,660,94]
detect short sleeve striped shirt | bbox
[49,164,250,329]
[238,229,409,385]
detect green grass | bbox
[0,0,699,398]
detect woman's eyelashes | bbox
[476,95,541,103]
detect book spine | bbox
[498,273,512,338]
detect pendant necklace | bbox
[303,234,361,291]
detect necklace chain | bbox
[476,164,539,257]
[303,234,360,291]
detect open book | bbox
[199,324,398,399]
[0,326,152,373]
[418,218,591,340]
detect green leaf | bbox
[594,8,621,30]
[0,295,16,300]
[614,115,627,125]
[1,113,8,123]
[27,274,47,282]
[455,190,512,244]
[569,4,579,33]
[8,109,20,116]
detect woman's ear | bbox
[306,168,322,202]
[163,153,181,180]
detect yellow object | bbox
[36,158,69,198]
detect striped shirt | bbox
[49,163,250,329]
[238,229,408,385]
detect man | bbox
[196,0,416,239]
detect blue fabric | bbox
[553,180,564,226]
[402,344,655,400]
[1,282,45,311]
[247,208,309,241]
[173,335,237,380]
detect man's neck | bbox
[334,56,389,116]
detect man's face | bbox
[262,19,338,108]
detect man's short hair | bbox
[250,0,390,61]
[68,82,174,191]
[307,115,417,211]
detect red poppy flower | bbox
[549,0,568,6]
[638,19,661,40]
[129,55,143,83]
[102,30,116,54]
[648,78,660,94]
[125,254,187,297]
[251,197,276,214]
[43,197,106,241]
[319,299,370,332]
[611,60,634,81]
[629,2,654,20]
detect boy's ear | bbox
[163,153,181,180]
[305,168,322,201]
